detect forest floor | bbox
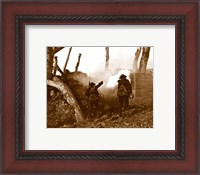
[64,105,153,128]
[47,92,153,128]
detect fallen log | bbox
[47,77,84,122]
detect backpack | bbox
[117,84,129,96]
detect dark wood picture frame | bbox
[1,1,199,174]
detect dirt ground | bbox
[47,92,153,128]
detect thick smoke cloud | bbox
[55,47,153,75]
[55,47,153,103]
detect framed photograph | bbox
[2,1,199,174]
[46,46,154,129]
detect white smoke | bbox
[106,69,131,88]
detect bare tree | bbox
[47,47,64,79]
[105,47,109,70]
[75,53,82,72]
[133,47,141,72]
[63,47,72,72]
[52,56,58,76]
[139,47,150,74]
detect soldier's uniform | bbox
[117,74,132,114]
[86,81,103,119]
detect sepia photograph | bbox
[47,47,153,128]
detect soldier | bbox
[86,81,103,119]
[117,74,132,115]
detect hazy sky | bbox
[55,47,153,76]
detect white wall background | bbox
[25,25,175,150]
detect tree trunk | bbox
[139,47,150,73]
[133,47,141,72]
[47,47,54,79]
[63,47,72,72]
[47,77,84,122]
[105,47,109,71]
[56,65,64,76]
[47,47,64,79]
[52,56,58,76]
[75,53,82,72]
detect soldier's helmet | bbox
[119,74,127,79]
[89,82,95,87]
